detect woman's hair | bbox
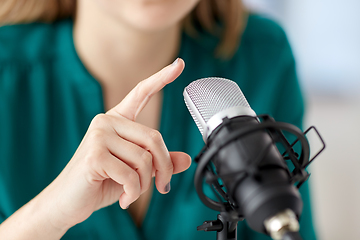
[0,0,247,59]
[184,0,247,58]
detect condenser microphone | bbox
[183,77,324,240]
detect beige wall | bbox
[306,94,360,240]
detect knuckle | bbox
[135,79,145,89]
[134,81,146,96]
[90,113,108,129]
[139,150,153,167]
[87,114,111,142]
[163,161,174,172]
[83,148,104,168]
[87,128,106,143]
[147,129,163,144]
[127,171,140,185]
[126,172,141,197]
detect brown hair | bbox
[0,0,247,59]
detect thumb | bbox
[170,152,192,174]
[151,152,191,177]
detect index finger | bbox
[107,58,185,121]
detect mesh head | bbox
[184,77,251,136]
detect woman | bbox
[0,0,317,239]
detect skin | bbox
[0,0,201,238]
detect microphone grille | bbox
[184,77,251,135]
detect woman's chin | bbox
[117,12,183,33]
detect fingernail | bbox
[125,205,129,210]
[164,182,171,193]
[171,58,179,66]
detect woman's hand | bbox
[0,59,190,240]
[37,58,191,232]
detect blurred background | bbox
[243,0,360,239]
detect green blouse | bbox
[0,15,316,240]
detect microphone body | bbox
[207,115,302,233]
[183,77,312,239]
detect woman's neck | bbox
[73,0,181,89]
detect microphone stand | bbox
[282,232,303,240]
[197,207,303,240]
[197,203,243,240]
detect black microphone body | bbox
[207,115,302,233]
[183,77,324,239]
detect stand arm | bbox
[282,231,303,240]
[197,211,241,240]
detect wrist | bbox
[0,189,70,240]
[34,182,75,235]
[27,189,71,239]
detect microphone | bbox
[183,77,324,240]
